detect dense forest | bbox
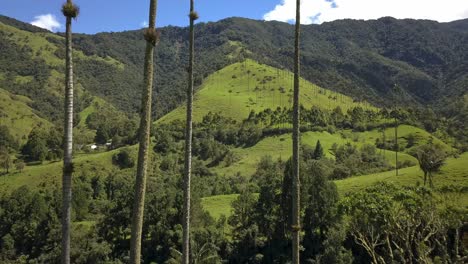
[0,8,467,264]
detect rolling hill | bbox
[0,88,52,144]
[158,59,373,124]
[1,15,467,154]
[203,152,468,220]
[2,15,467,123]
[0,60,453,199]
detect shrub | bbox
[112,148,135,169]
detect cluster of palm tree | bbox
[59,0,303,263]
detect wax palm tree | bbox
[60,1,79,263]
[416,143,446,187]
[291,0,301,263]
[182,1,199,263]
[129,0,158,263]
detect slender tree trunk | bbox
[292,0,301,263]
[61,2,74,262]
[393,85,399,176]
[130,0,158,263]
[182,1,196,263]
[395,119,398,176]
[429,172,433,188]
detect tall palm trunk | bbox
[182,1,197,263]
[393,84,399,176]
[61,1,77,263]
[130,0,158,263]
[292,0,301,263]
[395,117,398,176]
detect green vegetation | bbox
[0,148,120,192]
[203,152,468,220]
[0,88,52,144]
[201,194,239,220]
[0,14,467,263]
[159,59,372,123]
[211,129,417,177]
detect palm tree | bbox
[60,1,79,263]
[129,0,158,263]
[291,0,301,263]
[416,143,446,188]
[182,1,198,263]
[393,84,399,176]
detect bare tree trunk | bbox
[395,120,398,176]
[429,172,433,188]
[129,0,158,263]
[182,1,197,263]
[61,1,75,262]
[393,85,399,176]
[292,0,301,263]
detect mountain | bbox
[158,59,374,124]
[1,15,467,121]
[70,16,468,108]
[1,14,467,150]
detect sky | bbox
[1,0,468,34]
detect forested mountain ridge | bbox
[1,15,467,121]
[77,18,468,103]
[68,16,468,112]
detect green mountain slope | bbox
[0,19,133,147]
[158,59,373,123]
[0,20,125,123]
[63,16,468,114]
[1,15,467,138]
[0,88,52,144]
[209,128,425,178]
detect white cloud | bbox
[264,0,468,24]
[31,14,61,31]
[141,21,148,27]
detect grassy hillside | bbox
[211,128,419,178]
[0,88,52,144]
[356,124,453,153]
[0,21,126,125]
[201,194,239,220]
[0,22,123,68]
[0,21,132,148]
[77,96,116,128]
[158,59,374,124]
[335,152,468,196]
[203,152,468,219]
[0,148,121,193]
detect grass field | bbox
[0,148,121,193]
[335,154,468,195]
[356,124,453,153]
[158,59,375,124]
[77,96,111,128]
[212,128,418,178]
[201,194,239,220]
[0,22,123,68]
[0,88,52,144]
[202,152,468,220]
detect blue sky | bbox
[2,0,468,34]
[1,0,273,34]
